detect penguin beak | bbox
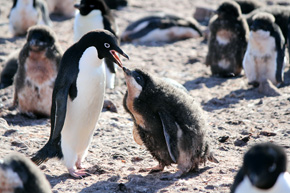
[109,49,129,68]
[122,67,131,76]
[74,4,80,9]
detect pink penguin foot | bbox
[68,168,90,178]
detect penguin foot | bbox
[139,164,165,173]
[68,168,90,179]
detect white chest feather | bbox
[74,10,104,42]
[235,173,290,193]
[9,0,39,35]
[61,46,105,152]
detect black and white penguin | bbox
[9,0,52,36]
[45,0,76,18]
[245,5,290,45]
[0,153,51,193]
[205,1,249,77]
[104,0,128,10]
[243,12,286,87]
[74,0,119,89]
[31,29,129,178]
[13,25,62,117]
[121,13,203,43]
[122,67,218,178]
[231,143,290,193]
[0,50,20,89]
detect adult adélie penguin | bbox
[31,29,129,178]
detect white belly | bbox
[74,10,104,42]
[9,2,39,35]
[61,47,105,159]
[235,173,290,193]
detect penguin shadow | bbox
[79,166,211,193]
[202,87,264,111]
[2,113,49,126]
[46,173,70,188]
[49,14,73,22]
[183,75,232,91]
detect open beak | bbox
[122,67,131,76]
[110,50,129,68]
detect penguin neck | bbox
[80,10,102,17]
[17,0,34,7]
[80,46,103,69]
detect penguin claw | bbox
[68,168,90,178]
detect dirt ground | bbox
[0,0,290,192]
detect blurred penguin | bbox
[0,153,51,193]
[74,0,119,89]
[206,1,249,77]
[235,0,265,14]
[231,143,290,193]
[243,12,286,87]
[9,0,52,36]
[45,0,76,18]
[104,0,128,9]
[13,25,62,117]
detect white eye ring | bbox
[104,43,110,48]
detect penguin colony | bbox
[0,0,290,192]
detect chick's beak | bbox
[110,49,129,68]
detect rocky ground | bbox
[0,0,290,192]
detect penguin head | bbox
[26,25,57,52]
[74,0,108,16]
[243,143,287,189]
[123,67,148,97]
[79,30,129,67]
[0,153,51,193]
[250,12,275,38]
[216,1,241,19]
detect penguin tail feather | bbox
[31,141,62,166]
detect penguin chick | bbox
[243,12,286,87]
[122,67,218,178]
[13,25,62,117]
[9,0,52,36]
[31,29,129,178]
[205,1,249,77]
[74,0,119,89]
[121,13,202,43]
[45,0,76,18]
[231,143,290,193]
[0,50,20,89]
[0,153,51,193]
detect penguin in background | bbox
[205,1,249,77]
[122,67,218,178]
[31,30,129,178]
[121,13,203,43]
[45,0,76,18]
[0,153,51,193]
[243,12,286,87]
[74,0,119,89]
[234,0,265,14]
[9,0,52,36]
[13,25,63,117]
[0,50,20,89]
[231,143,290,193]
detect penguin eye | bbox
[269,163,276,172]
[104,43,110,48]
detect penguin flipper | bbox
[230,167,245,193]
[158,111,179,163]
